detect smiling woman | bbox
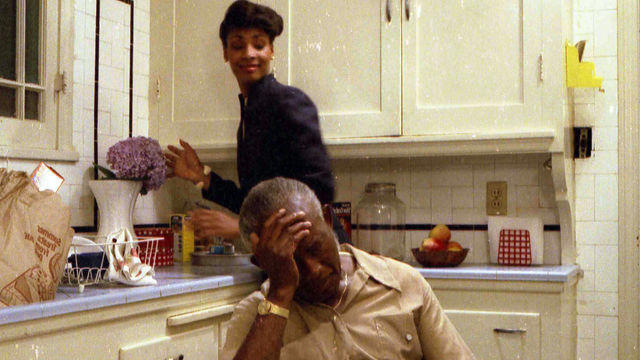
[164,0,348,247]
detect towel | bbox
[105,228,157,286]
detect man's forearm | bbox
[233,313,288,360]
[234,290,294,360]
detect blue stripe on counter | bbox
[354,224,561,231]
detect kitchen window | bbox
[0,0,76,161]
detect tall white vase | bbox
[89,180,142,243]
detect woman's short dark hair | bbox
[219,1,284,47]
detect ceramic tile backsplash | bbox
[198,154,562,265]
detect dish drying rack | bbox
[61,235,162,293]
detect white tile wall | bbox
[573,0,618,358]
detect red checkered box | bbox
[497,229,532,266]
[135,227,174,266]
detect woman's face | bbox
[224,28,274,94]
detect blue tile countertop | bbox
[0,263,581,326]
[416,263,582,282]
[0,264,264,326]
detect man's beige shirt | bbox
[221,244,475,359]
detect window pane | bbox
[0,0,17,80]
[25,0,39,84]
[25,90,38,120]
[0,86,16,117]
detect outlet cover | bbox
[486,181,507,216]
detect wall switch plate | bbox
[486,181,507,216]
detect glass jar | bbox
[353,183,406,261]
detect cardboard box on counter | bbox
[170,214,194,263]
[134,227,174,267]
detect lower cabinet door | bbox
[119,325,218,360]
[445,310,541,360]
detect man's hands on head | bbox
[250,209,311,307]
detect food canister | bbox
[353,183,406,261]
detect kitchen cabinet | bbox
[430,277,577,360]
[0,282,259,360]
[150,0,571,160]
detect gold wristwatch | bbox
[257,299,290,319]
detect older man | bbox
[222,177,475,360]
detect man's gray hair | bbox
[238,177,323,249]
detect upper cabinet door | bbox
[402,0,545,136]
[151,0,243,147]
[273,0,402,139]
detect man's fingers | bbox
[292,229,310,243]
[287,221,312,235]
[261,208,286,239]
[270,211,306,246]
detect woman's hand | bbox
[250,209,311,305]
[165,139,209,188]
[189,208,240,240]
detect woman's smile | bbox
[224,28,274,95]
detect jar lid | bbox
[364,183,396,193]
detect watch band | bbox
[258,299,290,319]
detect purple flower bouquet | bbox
[95,136,167,195]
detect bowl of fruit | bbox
[412,224,469,267]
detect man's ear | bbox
[322,204,333,227]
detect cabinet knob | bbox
[386,0,392,22]
[493,328,527,334]
[166,355,184,360]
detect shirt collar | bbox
[239,73,275,102]
[340,244,402,292]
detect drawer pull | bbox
[167,304,235,327]
[493,328,527,334]
[165,356,184,360]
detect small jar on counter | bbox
[353,183,406,261]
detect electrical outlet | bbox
[486,181,507,215]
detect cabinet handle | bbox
[165,356,184,360]
[167,304,235,327]
[493,328,527,334]
[405,0,411,20]
[386,0,392,22]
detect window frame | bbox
[0,0,76,162]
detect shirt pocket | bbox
[374,312,422,360]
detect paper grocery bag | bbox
[0,168,74,307]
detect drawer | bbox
[120,303,237,360]
[119,325,218,360]
[445,310,541,360]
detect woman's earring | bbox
[271,55,275,61]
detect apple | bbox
[447,241,463,252]
[420,237,447,252]
[429,224,451,244]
